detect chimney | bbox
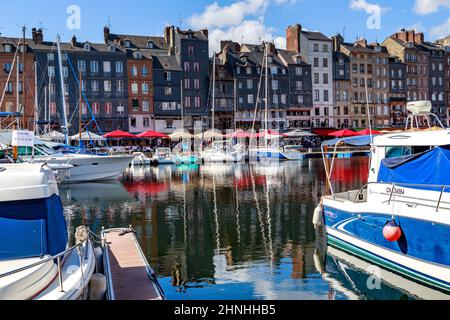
[103,26,110,43]
[286,24,302,53]
[355,38,368,47]
[393,29,408,43]
[221,40,240,53]
[332,34,344,52]
[32,28,37,43]
[200,29,208,39]
[169,26,175,55]
[71,35,77,48]
[164,26,171,44]
[32,28,44,45]
[407,30,415,43]
[268,42,276,54]
[414,32,424,44]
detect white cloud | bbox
[413,0,450,15]
[430,17,450,39]
[188,0,294,54]
[349,0,388,14]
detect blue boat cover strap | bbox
[378,146,450,190]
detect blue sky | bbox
[0,0,449,52]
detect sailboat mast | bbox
[22,26,26,129]
[212,52,216,133]
[34,61,38,134]
[56,35,69,145]
[16,55,20,128]
[264,43,269,147]
[79,70,82,142]
[180,78,184,130]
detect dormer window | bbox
[268,56,273,63]
[133,51,142,59]
[19,44,25,53]
[296,57,302,64]
[108,44,116,52]
[4,44,12,53]
[125,40,131,48]
[83,43,91,51]
[147,41,154,49]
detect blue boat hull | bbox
[322,206,450,293]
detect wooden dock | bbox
[104,229,164,300]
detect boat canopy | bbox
[0,194,68,260]
[321,135,373,148]
[378,146,450,189]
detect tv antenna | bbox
[107,16,112,29]
[178,14,183,28]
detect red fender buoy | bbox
[383,221,402,242]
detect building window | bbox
[164,71,171,81]
[195,96,201,108]
[323,73,329,84]
[93,103,100,114]
[103,61,111,73]
[314,58,319,67]
[184,97,191,107]
[142,100,149,112]
[271,67,278,75]
[131,65,138,76]
[296,81,303,91]
[194,78,200,89]
[141,65,148,76]
[272,80,279,90]
[184,78,190,89]
[273,94,279,105]
[50,102,57,115]
[323,58,328,68]
[188,46,194,55]
[132,99,139,111]
[132,83,138,94]
[194,62,200,72]
[142,82,149,94]
[314,44,319,52]
[104,80,112,92]
[63,66,69,78]
[281,94,286,104]
[90,61,99,73]
[77,60,86,72]
[4,44,12,53]
[247,79,253,89]
[143,117,150,127]
[47,53,55,61]
[248,94,254,104]
[116,80,124,92]
[48,66,55,77]
[116,61,123,73]
[117,103,125,115]
[324,90,329,102]
[91,80,99,92]
[322,44,328,52]
[105,103,112,115]
[314,90,320,102]
[314,73,319,84]
[295,67,302,76]
[164,87,172,95]
[133,51,142,59]
[130,118,136,128]
[184,62,190,72]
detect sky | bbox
[1,0,450,53]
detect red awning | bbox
[137,130,170,139]
[104,130,137,139]
[328,129,359,138]
[312,129,338,136]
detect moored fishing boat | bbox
[315,101,450,294]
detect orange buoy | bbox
[383,221,402,242]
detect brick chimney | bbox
[71,35,77,48]
[286,24,302,53]
[407,30,415,43]
[32,28,44,44]
[103,26,110,43]
[164,26,171,44]
[267,42,277,54]
[414,32,424,44]
[332,34,344,52]
[355,38,368,47]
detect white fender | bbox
[313,203,324,230]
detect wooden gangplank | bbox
[104,229,163,300]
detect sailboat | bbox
[249,43,301,162]
[201,52,244,163]
[21,35,134,183]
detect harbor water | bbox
[61,158,421,300]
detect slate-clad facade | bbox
[34,33,128,135]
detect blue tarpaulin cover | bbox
[321,135,373,148]
[378,146,450,189]
[0,194,68,260]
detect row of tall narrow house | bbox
[1,25,450,135]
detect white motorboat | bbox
[201,141,245,163]
[132,152,151,166]
[316,101,450,294]
[0,163,96,300]
[153,148,175,165]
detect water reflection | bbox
[63,158,432,300]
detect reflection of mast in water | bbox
[235,183,241,245]
[263,170,274,272]
[212,174,220,253]
[250,166,270,266]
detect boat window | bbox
[385,146,432,159]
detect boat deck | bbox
[104,230,163,300]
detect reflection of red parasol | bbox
[123,181,168,195]
[357,129,381,136]
[330,158,369,183]
[233,175,267,189]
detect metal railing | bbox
[353,181,450,212]
[0,238,89,294]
